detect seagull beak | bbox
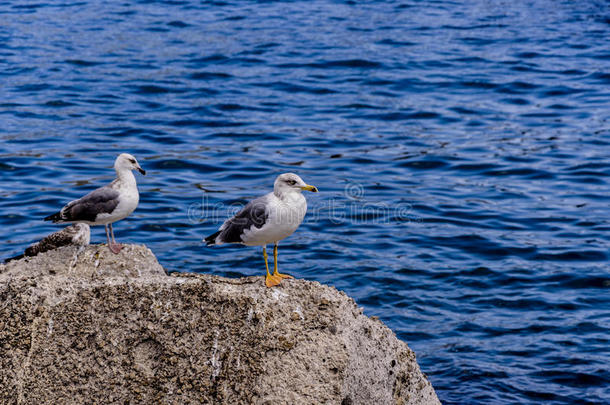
[301,184,318,192]
[137,167,146,175]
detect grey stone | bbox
[0,244,440,405]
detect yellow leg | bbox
[272,242,293,281]
[264,247,278,287]
[263,247,271,277]
[264,243,293,287]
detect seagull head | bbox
[274,173,318,197]
[115,153,146,175]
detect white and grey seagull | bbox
[4,223,90,263]
[205,173,318,287]
[44,153,145,254]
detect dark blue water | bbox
[2,1,609,403]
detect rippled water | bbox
[1,1,609,403]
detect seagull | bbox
[43,153,145,254]
[204,173,318,287]
[4,223,90,263]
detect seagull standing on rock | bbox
[44,153,146,254]
[205,173,318,287]
[4,223,90,263]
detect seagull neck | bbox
[274,188,299,202]
[116,168,136,185]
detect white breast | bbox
[241,193,307,246]
[96,179,139,225]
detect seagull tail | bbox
[204,231,221,246]
[4,253,24,264]
[43,212,63,223]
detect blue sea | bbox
[1,1,609,403]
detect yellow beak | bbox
[301,184,318,192]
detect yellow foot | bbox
[265,273,293,287]
[274,272,293,280]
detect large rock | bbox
[0,245,440,405]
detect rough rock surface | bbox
[0,244,440,405]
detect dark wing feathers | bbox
[24,229,76,256]
[45,186,120,223]
[4,254,24,263]
[206,198,269,245]
[5,225,87,263]
[204,230,221,245]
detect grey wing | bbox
[61,186,120,222]
[218,196,269,244]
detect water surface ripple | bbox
[1,1,609,404]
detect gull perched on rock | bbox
[205,173,318,287]
[4,223,90,263]
[44,153,145,254]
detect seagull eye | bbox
[287,179,296,185]
[129,159,136,164]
